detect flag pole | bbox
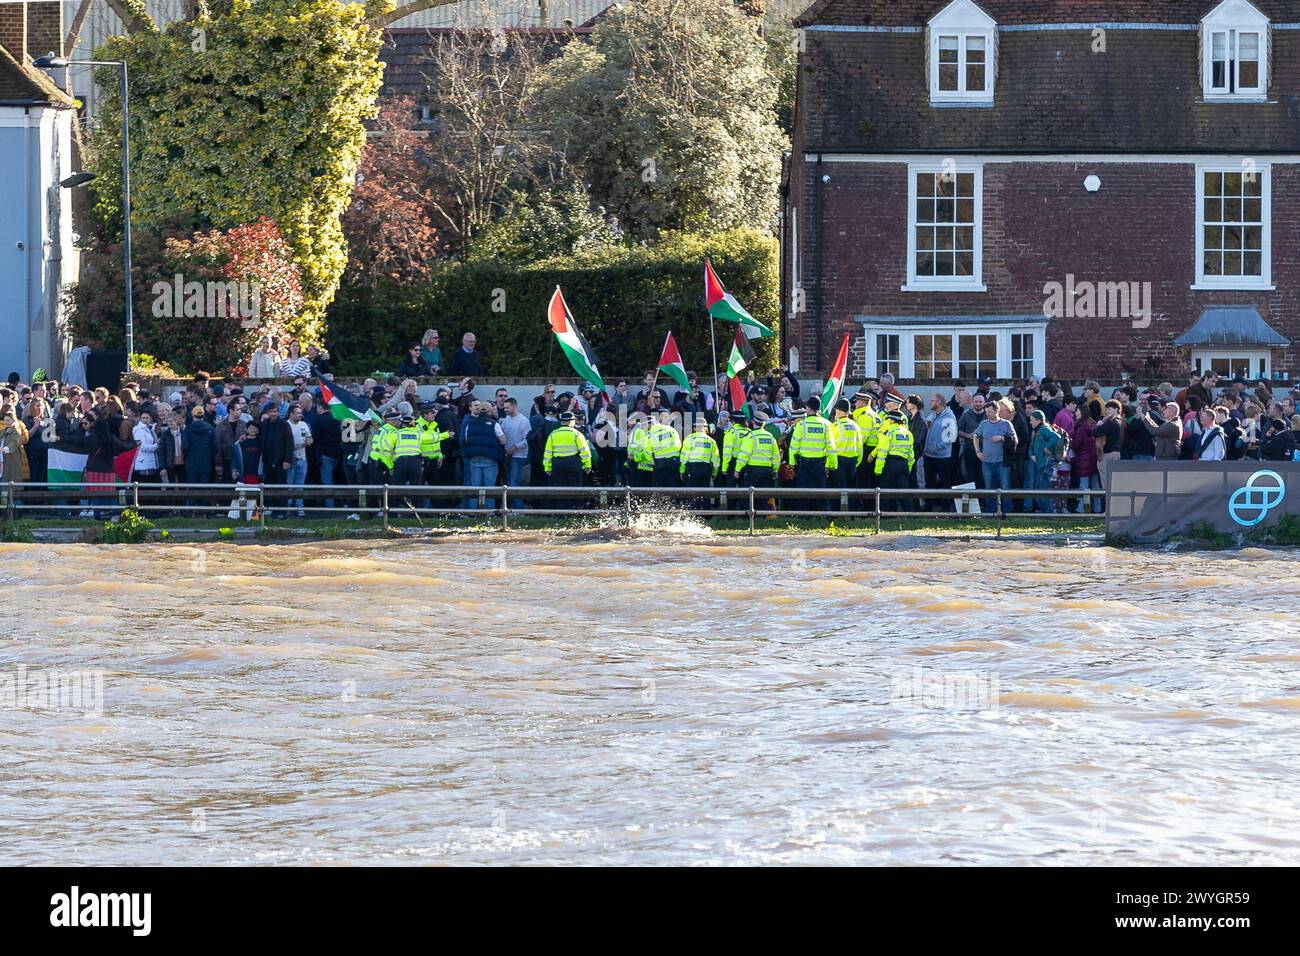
[709,315,720,411]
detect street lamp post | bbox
[35,54,134,367]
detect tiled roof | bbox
[796,27,1300,152]
[795,0,1298,28]
[0,42,73,106]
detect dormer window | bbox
[1202,0,1269,101]
[928,0,996,105]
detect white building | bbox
[0,5,76,380]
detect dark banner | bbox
[1105,462,1297,542]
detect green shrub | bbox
[328,227,779,379]
[100,509,158,544]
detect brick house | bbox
[782,0,1300,386]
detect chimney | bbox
[26,1,64,59]
[0,4,27,60]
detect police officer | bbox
[368,408,399,484]
[721,408,751,486]
[735,412,780,509]
[543,410,592,486]
[874,407,916,511]
[787,398,837,511]
[627,413,655,487]
[390,414,424,486]
[853,389,882,490]
[648,408,682,487]
[679,418,720,490]
[831,398,864,508]
[417,401,444,486]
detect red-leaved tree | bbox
[343,96,451,284]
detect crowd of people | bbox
[1,354,1297,518]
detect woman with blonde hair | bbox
[250,335,281,379]
[420,329,443,374]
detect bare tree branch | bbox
[370,0,463,29]
[103,0,159,34]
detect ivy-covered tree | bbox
[537,0,787,240]
[85,0,389,332]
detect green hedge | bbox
[327,228,779,381]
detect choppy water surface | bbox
[2,528,1298,865]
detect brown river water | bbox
[2,526,1299,865]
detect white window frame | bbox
[1202,1,1270,102]
[1191,349,1271,379]
[1193,162,1272,291]
[861,324,1047,382]
[927,0,996,106]
[905,162,985,292]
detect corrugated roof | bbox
[1174,307,1291,346]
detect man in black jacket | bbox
[311,397,343,508]
[261,402,294,487]
[446,332,483,376]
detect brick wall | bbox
[0,4,26,60]
[25,1,63,60]
[791,159,1300,381]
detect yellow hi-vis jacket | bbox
[832,417,864,470]
[418,417,444,459]
[854,405,882,450]
[628,425,655,471]
[735,428,779,474]
[648,421,682,460]
[393,426,422,459]
[721,424,750,476]
[873,421,916,475]
[788,416,838,469]
[543,425,592,473]
[371,424,397,468]
[680,432,721,476]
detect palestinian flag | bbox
[819,332,851,419]
[705,259,774,338]
[725,325,754,413]
[47,447,88,489]
[656,332,690,390]
[46,444,140,487]
[548,286,605,390]
[725,324,755,379]
[320,377,381,423]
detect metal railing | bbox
[0,481,1107,537]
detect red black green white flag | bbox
[548,286,606,390]
[725,324,755,379]
[705,259,774,338]
[656,332,690,390]
[320,377,381,423]
[819,332,851,419]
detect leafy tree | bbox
[70,218,304,375]
[86,0,389,329]
[343,96,450,285]
[469,181,621,263]
[537,0,787,239]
